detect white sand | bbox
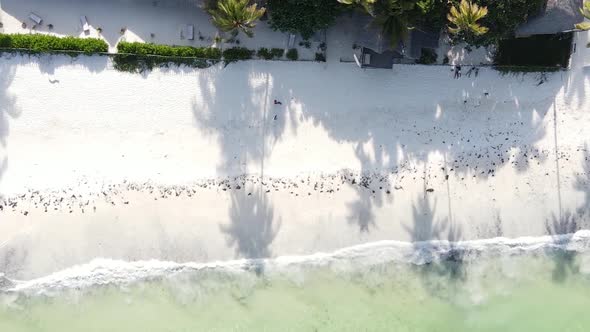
[0,30,589,279]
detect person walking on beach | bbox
[454,65,462,79]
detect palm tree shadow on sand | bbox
[220,189,281,274]
[544,211,581,283]
[545,146,590,283]
[404,194,466,300]
[0,60,20,195]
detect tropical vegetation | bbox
[208,0,266,37]
[338,0,543,47]
[448,0,544,46]
[257,47,284,59]
[338,0,377,14]
[117,41,221,59]
[222,46,255,61]
[371,0,420,48]
[0,33,108,54]
[286,48,299,60]
[338,0,445,48]
[447,0,489,40]
[575,0,590,31]
[267,0,343,39]
[115,42,222,73]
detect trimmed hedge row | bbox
[0,34,302,74]
[117,41,221,59]
[257,47,284,60]
[112,54,215,73]
[222,47,255,62]
[0,33,108,54]
[114,42,222,73]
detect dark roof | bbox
[516,0,583,36]
[409,29,440,59]
[362,47,403,68]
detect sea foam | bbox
[3,230,590,296]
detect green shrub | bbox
[117,41,221,59]
[286,48,298,61]
[299,40,311,48]
[258,47,284,60]
[223,47,254,62]
[270,48,284,58]
[0,33,108,54]
[267,0,342,39]
[113,54,214,73]
[257,47,273,60]
[315,52,326,62]
[417,48,437,64]
[114,42,221,73]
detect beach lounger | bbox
[185,25,194,40]
[29,13,42,25]
[80,16,90,32]
[288,34,296,48]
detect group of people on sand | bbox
[453,65,480,79]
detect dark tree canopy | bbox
[267,0,343,39]
[448,0,545,45]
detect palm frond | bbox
[208,0,265,38]
[576,1,590,30]
[447,0,489,37]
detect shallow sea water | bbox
[1,234,590,332]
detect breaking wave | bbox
[3,230,590,296]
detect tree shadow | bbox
[544,211,582,283]
[275,64,562,233]
[0,61,19,189]
[404,192,466,300]
[220,189,281,260]
[192,63,292,176]
[562,30,590,108]
[0,51,108,76]
[574,144,590,215]
[544,145,590,282]
[192,63,292,266]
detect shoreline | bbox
[4,229,590,293]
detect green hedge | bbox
[257,47,284,60]
[0,33,108,54]
[222,47,254,62]
[286,48,298,61]
[117,41,221,59]
[114,41,221,73]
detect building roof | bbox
[354,14,391,53]
[516,0,583,36]
[362,47,403,68]
[409,29,440,59]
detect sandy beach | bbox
[0,29,588,279]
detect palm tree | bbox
[208,0,266,38]
[372,0,418,48]
[447,0,489,37]
[575,0,590,30]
